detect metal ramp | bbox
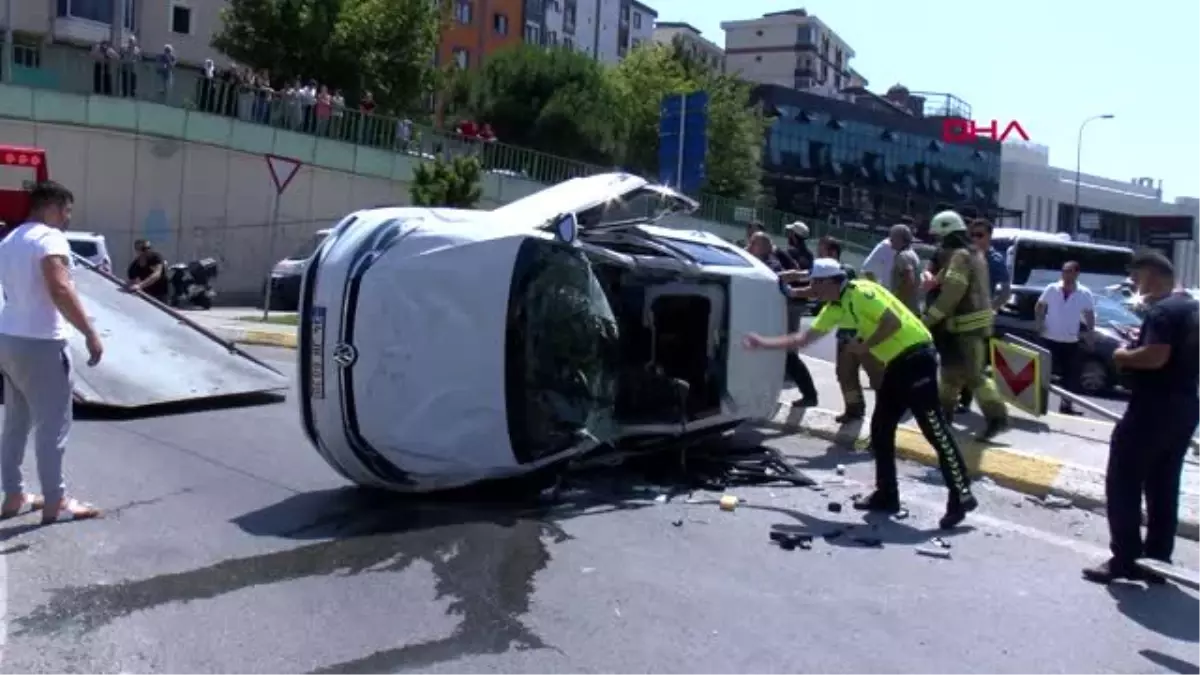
[2,261,289,409]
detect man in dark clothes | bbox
[784,221,814,272]
[748,232,818,407]
[1083,251,1199,584]
[125,239,170,303]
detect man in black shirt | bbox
[748,232,818,407]
[1083,251,1200,584]
[125,239,170,303]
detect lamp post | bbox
[3,0,13,84]
[1071,113,1115,237]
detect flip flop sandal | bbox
[1,493,46,520]
[41,498,102,525]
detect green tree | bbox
[410,156,483,208]
[464,45,623,165]
[213,0,444,112]
[609,43,768,201]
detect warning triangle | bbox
[266,154,303,194]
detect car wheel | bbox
[1078,359,1110,395]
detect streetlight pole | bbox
[1071,113,1115,237]
[2,0,14,85]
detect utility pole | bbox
[3,0,14,84]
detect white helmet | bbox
[929,210,967,237]
[786,221,809,238]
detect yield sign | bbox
[266,154,303,195]
[989,338,1045,415]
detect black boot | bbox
[852,490,901,514]
[835,405,865,423]
[1082,558,1145,585]
[939,493,978,529]
[976,417,1008,442]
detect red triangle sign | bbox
[266,154,303,194]
[992,344,1036,397]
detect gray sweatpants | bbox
[0,334,73,505]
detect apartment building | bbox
[439,0,526,69]
[652,21,723,72]
[721,8,856,99]
[565,0,654,63]
[7,0,228,66]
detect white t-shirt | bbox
[0,223,74,340]
[1037,281,1094,343]
[861,240,896,287]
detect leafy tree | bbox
[609,43,768,201]
[410,156,483,208]
[213,0,445,112]
[464,46,623,165]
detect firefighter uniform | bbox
[924,211,1008,439]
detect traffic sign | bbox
[658,91,708,195]
[266,154,303,195]
[989,337,1049,416]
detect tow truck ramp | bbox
[2,260,289,409]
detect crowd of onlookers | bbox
[84,37,509,155]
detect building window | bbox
[452,47,470,69]
[13,44,42,68]
[563,3,576,29]
[170,3,192,35]
[524,21,541,44]
[494,13,508,34]
[454,0,472,24]
[545,0,560,11]
[547,31,558,45]
[56,0,137,30]
[564,36,573,49]
[632,12,641,28]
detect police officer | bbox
[744,259,978,529]
[924,211,1009,441]
[1083,251,1199,584]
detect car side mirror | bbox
[548,212,578,244]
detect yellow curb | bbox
[238,329,298,349]
[892,426,1064,498]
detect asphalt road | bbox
[797,318,1130,421]
[0,346,1196,674]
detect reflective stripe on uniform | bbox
[947,309,993,333]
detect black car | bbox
[994,284,1141,396]
[263,229,331,310]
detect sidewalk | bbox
[776,356,1200,540]
[187,310,1200,540]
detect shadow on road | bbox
[1108,583,1199,643]
[1138,647,1200,674]
[74,391,287,421]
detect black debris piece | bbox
[671,519,684,527]
[827,501,843,513]
[932,536,951,549]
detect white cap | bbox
[809,258,845,280]
[786,221,809,238]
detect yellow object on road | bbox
[719,495,739,511]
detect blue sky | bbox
[649,0,1200,200]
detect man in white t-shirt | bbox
[0,181,103,524]
[1035,260,1096,416]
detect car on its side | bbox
[995,284,1141,396]
[297,172,789,493]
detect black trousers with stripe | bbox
[871,344,973,502]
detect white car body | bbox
[64,231,112,273]
[296,172,788,493]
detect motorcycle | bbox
[168,258,219,310]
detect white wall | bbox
[573,0,599,58]
[629,7,654,48]
[595,0,621,64]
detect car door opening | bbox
[594,264,728,426]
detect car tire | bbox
[1078,358,1110,395]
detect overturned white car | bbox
[297,173,788,492]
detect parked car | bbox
[995,284,1141,395]
[264,229,332,310]
[297,173,788,493]
[64,231,112,274]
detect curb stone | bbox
[210,323,1199,542]
[769,405,1200,542]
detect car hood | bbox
[490,172,698,228]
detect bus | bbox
[990,228,1134,290]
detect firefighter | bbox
[924,210,1009,441]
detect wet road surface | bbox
[0,346,1196,674]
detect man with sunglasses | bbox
[956,218,1012,412]
[125,239,169,304]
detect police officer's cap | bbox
[809,258,846,280]
[786,221,810,238]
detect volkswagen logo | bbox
[332,343,358,368]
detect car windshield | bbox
[504,238,619,464]
[68,240,98,258]
[288,232,329,260]
[1094,294,1140,327]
